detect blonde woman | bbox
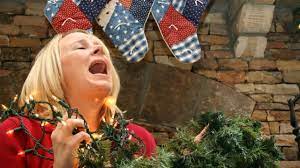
[0,30,156,168]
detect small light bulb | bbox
[104,97,116,108]
[13,94,18,102]
[29,95,34,101]
[52,95,59,102]
[53,106,58,111]
[34,113,39,118]
[17,150,25,156]
[6,129,14,135]
[25,98,30,104]
[1,104,8,110]
[41,121,49,126]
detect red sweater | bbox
[0,116,156,168]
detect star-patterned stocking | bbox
[97,0,148,62]
[151,0,209,63]
[78,0,107,23]
[119,0,154,26]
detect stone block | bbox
[205,51,233,58]
[234,36,267,58]
[0,47,31,61]
[0,35,9,46]
[267,41,288,49]
[283,71,300,83]
[253,84,299,95]
[195,70,217,79]
[256,103,289,110]
[275,135,297,146]
[25,0,46,16]
[249,59,277,70]
[250,94,272,102]
[269,122,279,134]
[0,24,20,35]
[273,95,295,104]
[251,110,267,121]
[235,83,255,93]
[210,45,230,50]
[210,24,228,35]
[217,71,246,84]
[280,161,300,168]
[203,13,226,24]
[0,1,24,14]
[13,15,47,27]
[277,61,300,71]
[9,37,41,47]
[200,35,230,45]
[282,147,299,161]
[20,25,48,38]
[193,58,218,70]
[218,59,248,71]
[267,111,300,121]
[269,49,300,60]
[261,122,270,135]
[246,71,282,84]
[280,122,293,134]
[235,3,275,34]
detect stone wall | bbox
[0,0,300,166]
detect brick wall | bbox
[0,0,299,167]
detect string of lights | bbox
[0,95,145,167]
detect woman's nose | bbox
[92,45,103,56]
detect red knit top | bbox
[0,116,156,168]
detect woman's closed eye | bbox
[77,47,86,50]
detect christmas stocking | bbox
[152,0,209,63]
[44,0,93,33]
[119,0,154,26]
[97,0,148,63]
[77,0,107,23]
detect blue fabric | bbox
[78,0,107,22]
[103,3,148,62]
[171,0,187,13]
[151,0,171,23]
[104,3,143,46]
[182,0,209,26]
[129,0,154,25]
[171,34,201,63]
[44,0,64,22]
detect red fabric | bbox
[0,116,156,167]
[51,0,92,33]
[159,5,196,46]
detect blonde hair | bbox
[19,30,121,124]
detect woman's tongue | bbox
[89,63,106,74]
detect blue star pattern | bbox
[99,2,148,62]
[152,0,171,23]
[182,0,209,26]
[78,0,107,22]
[129,0,154,26]
[171,0,187,13]
[44,0,64,22]
[171,33,201,63]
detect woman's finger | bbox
[70,131,91,147]
[65,119,85,129]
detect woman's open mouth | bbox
[88,60,107,75]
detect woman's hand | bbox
[51,119,91,168]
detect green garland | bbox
[117,112,283,168]
[1,96,283,168]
